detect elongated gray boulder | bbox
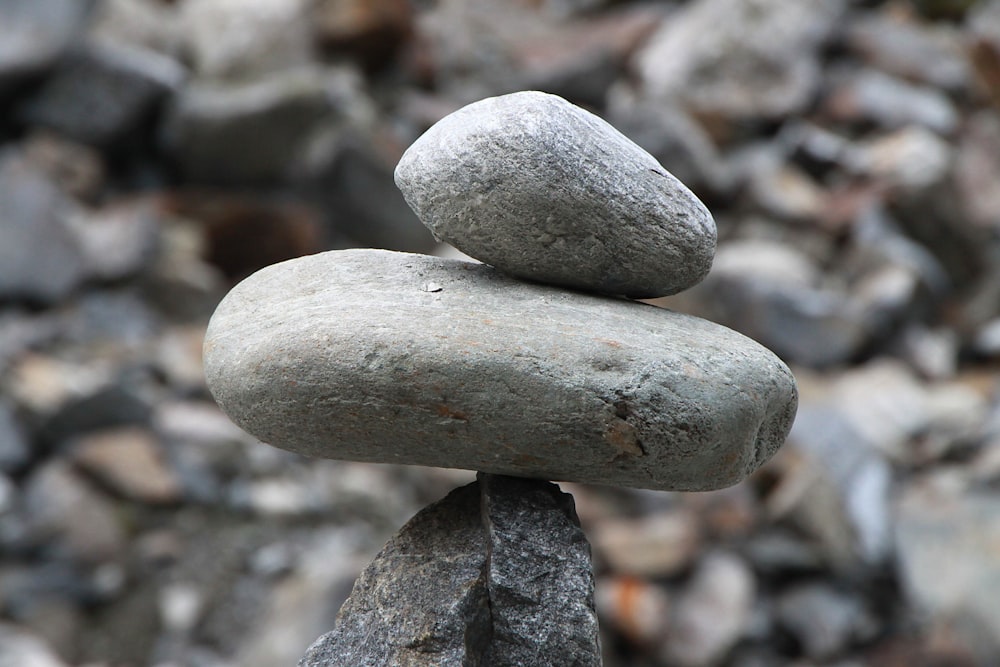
[394,91,716,299]
[299,474,600,667]
[204,249,796,492]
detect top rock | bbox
[394,91,716,299]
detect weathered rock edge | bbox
[204,249,797,491]
[395,91,716,298]
[298,474,601,667]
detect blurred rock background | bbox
[1,0,1000,664]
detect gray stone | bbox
[895,478,1000,660]
[785,362,920,566]
[855,126,952,192]
[87,0,185,60]
[22,40,185,147]
[590,509,702,577]
[0,622,68,667]
[606,92,734,197]
[955,111,1000,234]
[690,238,936,368]
[5,352,154,447]
[825,69,959,135]
[635,0,845,120]
[394,91,716,299]
[776,583,879,660]
[299,474,600,667]
[71,202,160,283]
[0,151,87,305]
[21,460,126,564]
[479,474,601,666]
[179,0,313,80]
[0,399,30,473]
[662,551,755,667]
[161,66,339,184]
[846,9,970,91]
[69,427,181,505]
[512,8,664,109]
[303,134,437,254]
[0,309,63,376]
[0,0,89,95]
[688,240,865,367]
[21,132,106,201]
[204,249,797,492]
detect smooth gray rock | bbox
[299,474,600,667]
[394,91,716,299]
[204,249,797,492]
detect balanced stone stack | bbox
[203,91,798,666]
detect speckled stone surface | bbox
[204,249,797,492]
[298,474,601,667]
[394,91,716,299]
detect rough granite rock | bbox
[204,249,797,492]
[394,91,716,299]
[299,481,489,666]
[480,474,601,665]
[298,474,600,667]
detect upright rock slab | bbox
[299,475,600,667]
[204,248,797,492]
[480,474,601,665]
[394,91,716,298]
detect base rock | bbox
[299,474,601,667]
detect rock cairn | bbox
[203,91,798,666]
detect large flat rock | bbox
[395,91,716,299]
[204,249,797,492]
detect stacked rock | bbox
[203,91,798,666]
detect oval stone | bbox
[203,249,797,492]
[394,91,717,299]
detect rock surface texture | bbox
[204,249,797,492]
[394,91,716,298]
[298,474,601,667]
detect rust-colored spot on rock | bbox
[435,404,468,421]
[605,419,643,458]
